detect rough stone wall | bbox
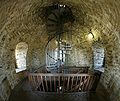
[0,77,11,101]
[0,0,47,100]
[66,47,91,67]
[100,33,120,101]
[0,0,120,101]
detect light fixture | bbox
[59,4,65,7]
[88,29,94,40]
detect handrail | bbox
[29,73,92,76]
[28,73,95,93]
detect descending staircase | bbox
[45,4,74,72]
[46,4,74,36]
[47,9,61,35]
[45,37,72,73]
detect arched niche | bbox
[15,42,28,73]
[92,40,105,72]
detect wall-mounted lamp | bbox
[88,29,94,40]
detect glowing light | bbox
[59,86,62,90]
[88,29,94,40]
[60,5,63,7]
[88,33,94,40]
[59,4,65,7]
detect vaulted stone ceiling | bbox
[0,0,120,101]
[0,0,120,67]
[0,0,120,47]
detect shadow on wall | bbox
[0,77,11,101]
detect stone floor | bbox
[9,79,110,101]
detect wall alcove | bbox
[15,42,28,73]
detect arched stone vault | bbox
[0,0,120,101]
